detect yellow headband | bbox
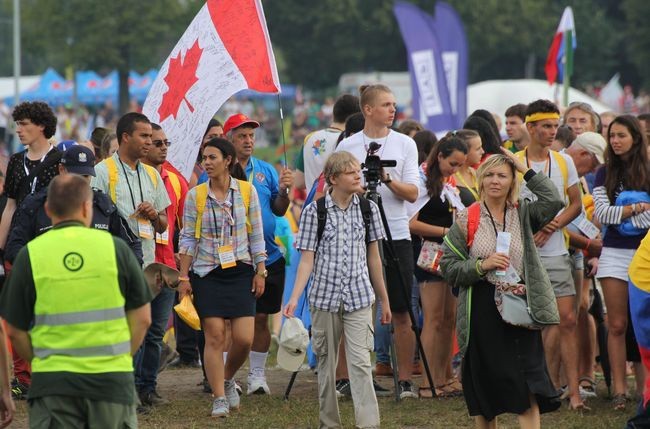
[525,112,560,123]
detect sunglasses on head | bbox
[152,139,171,148]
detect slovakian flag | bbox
[545,6,576,85]
[393,1,454,134]
[629,231,650,407]
[143,0,280,179]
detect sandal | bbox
[578,377,597,398]
[418,386,434,398]
[612,393,628,411]
[435,379,463,398]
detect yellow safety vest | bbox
[28,226,132,374]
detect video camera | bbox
[362,142,397,191]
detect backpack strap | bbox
[358,196,372,244]
[105,157,119,203]
[550,150,568,195]
[168,171,182,202]
[106,157,160,203]
[194,180,252,240]
[236,179,252,234]
[316,197,327,245]
[142,164,159,188]
[194,183,209,239]
[466,202,481,247]
[316,195,373,246]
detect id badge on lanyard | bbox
[138,218,154,240]
[155,228,169,245]
[213,194,237,269]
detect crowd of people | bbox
[0,83,646,428]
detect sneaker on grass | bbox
[225,378,240,409]
[211,397,229,418]
[247,368,270,395]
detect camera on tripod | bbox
[362,142,397,190]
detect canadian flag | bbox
[143,0,280,178]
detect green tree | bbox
[622,0,650,89]
[20,0,203,113]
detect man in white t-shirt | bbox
[336,84,420,399]
[517,99,584,409]
[296,94,360,192]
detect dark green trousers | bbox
[29,396,137,429]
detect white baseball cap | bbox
[277,318,309,372]
[574,131,606,164]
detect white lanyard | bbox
[23,145,53,194]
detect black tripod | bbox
[365,176,436,400]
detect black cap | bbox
[61,145,96,177]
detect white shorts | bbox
[596,247,636,282]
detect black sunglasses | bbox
[152,140,171,148]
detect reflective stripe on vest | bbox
[28,226,132,374]
[33,341,131,359]
[34,306,125,326]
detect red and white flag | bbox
[143,0,280,178]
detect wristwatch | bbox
[382,173,392,184]
[255,268,269,278]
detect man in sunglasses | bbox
[135,123,188,408]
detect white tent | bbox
[468,79,613,117]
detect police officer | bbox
[5,145,143,265]
[0,174,153,428]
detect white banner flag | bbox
[143,0,280,178]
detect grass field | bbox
[10,363,635,428]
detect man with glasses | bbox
[133,123,188,408]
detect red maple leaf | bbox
[158,39,203,122]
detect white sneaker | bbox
[211,396,229,418]
[224,379,240,409]
[247,368,271,395]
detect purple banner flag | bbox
[432,2,469,129]
[393,1,454,133]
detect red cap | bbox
[223,113,260,135]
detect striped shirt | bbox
[296,193,385,313]
[593,166,650,249]
[91,152,170,267]
[178,178,266,277]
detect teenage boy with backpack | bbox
[284,151,391,429]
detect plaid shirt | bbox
[297,193,385,313]
[179,178,267,277]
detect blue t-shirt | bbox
[198,157,282,264]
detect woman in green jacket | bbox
[440,152,564,428]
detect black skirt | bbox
[190,262,255,319]
[462,281,561,421]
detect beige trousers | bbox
[311,305,379,429]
